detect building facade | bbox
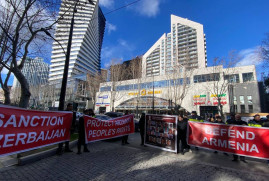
[96,65,261,118]
[13,57,49,87]
[142,15,207,77]
[49,0,106,82]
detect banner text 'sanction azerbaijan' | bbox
[188,121,269,159]
[84,115,134,143]
[0,105,73,157]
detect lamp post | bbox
[58,0,94,111]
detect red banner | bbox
[188,121,269,159]
[0,105,73,157]
[84,115,134,143]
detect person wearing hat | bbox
[248,114,265,127]
[189,111,203,122]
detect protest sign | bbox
[84,114,134,143]
[145,114,177,153]
[188,121,269,159]
[0,105,72,157]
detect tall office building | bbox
[13,57,49,87]
[49,0,106,82]
[142,14,207,77]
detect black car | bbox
[104,112,124,118]
[95,114,111,120]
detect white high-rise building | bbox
[142,14,207,77]
[49,0,106,82]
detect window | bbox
[241,105,245,113]
[248,105,253,113]
[224,74,239,83]
[242,72,254,82]
[247,96,253,104]
[133,84,138,90]
[100,86,111,92]
[193,73,220,83]
[239,96,244,104]
[235,105,238,113]
[233,96,237,105]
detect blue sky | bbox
[2,0,269,86]
[99,0,269,74]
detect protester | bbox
[227,114,248,162]
[213,116,228,155]
[248,114,263,127]
[226,113,236,124]
[122,110,130,145]
[189,111,202,150]
[215,116,224,124]
[139,113,146,146]
[248,114,269,166]
[77,109,90,154]
[177,115,189,155]
[208,116,215,123]
[56,103,75,155]
[88,109,96,118]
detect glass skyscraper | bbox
[49,0,106,82]
[13,57,49,87]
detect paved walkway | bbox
[0,133,268,181]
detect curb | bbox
[18,140,78,166]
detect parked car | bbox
[95,114,111,120]
[104,112,124,118]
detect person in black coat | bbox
[56,103,75,155]
[122,110,130,145]
[177,114,189,155]
[227,114,248,162]
[77,109,90,154]
[139,113,146,146]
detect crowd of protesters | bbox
[174,111,269,165]
[58,103,269,166]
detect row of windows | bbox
[100,73,255,92]
[194,73,254,84]
[234,95,252,105]
[193,73,220,83]
[100,78,191,92]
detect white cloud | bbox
[101,39,135,66]
[99,0,115,9]
[132,0,161,17]
[106,22,117,34]
[235,47,263,67]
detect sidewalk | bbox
[0,133,268,181]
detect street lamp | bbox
[58,0,94,111]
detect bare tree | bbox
[204,57,238,119]
[261,32,269,63]
[107,59,126,112]
[165,64,193,114]
[128,56,142,117]
[0,0,66,108]
[86,72,105,110]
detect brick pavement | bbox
[0,133,269,181]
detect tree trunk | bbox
[3,88,11,105]
[13,69,31,108]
